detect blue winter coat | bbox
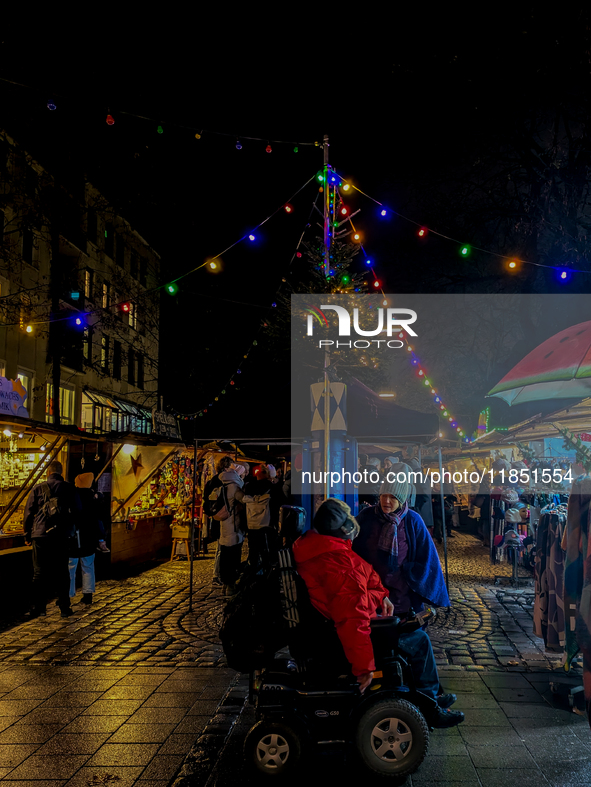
[354,506,450,609]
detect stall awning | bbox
[82,389,154,435]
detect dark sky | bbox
[1,10,590,436]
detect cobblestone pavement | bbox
[0,555,226,668]
[0,530,585,787]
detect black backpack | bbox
[203,475,226,518]
[39,483,63,535]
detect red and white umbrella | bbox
[488,320,591,405]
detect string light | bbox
[106,114,115,126]
[266,144,272,153]
[47,99,56,111]
[460,245,470,257]
[249,234,256,241]
[157,125,164,134]
[236,141,242,150]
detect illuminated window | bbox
[45,384,75,425]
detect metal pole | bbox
[189,438,197,613]
[322,134,331,499]
[438,446,449,593]
[323,134,330,279]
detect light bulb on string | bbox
[380,209,387,217]
[418,227,427,237]
[47,99,57,111]
[195,132,201,139]
[165,282,179,296]
[157,125,164,134]
[365,259,372,266]
[284,204,293,213]
[236,141,242,150]
[373,281,380,288]
[106,114,115,126]
[316,172,325,183]
[342,184,350,191]
[294,146,298,153]
[266,144,272,153]
[249,234,256,241]
[507,260,519,271]
[460,245,470,257]
[557,268,572,282]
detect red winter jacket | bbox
[292,530,389,676]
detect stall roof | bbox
[332,376,439,441]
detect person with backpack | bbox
[23,460,82,618]
[214,457,245,595]
[243,464,283,569]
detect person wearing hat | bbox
[293,498,464,727]
[354,479,463,724]
[293,498,392,695]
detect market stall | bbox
[0,418,76,554]
[109,441,193,567]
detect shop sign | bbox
[152,409,181,439]
[0,377,29,418]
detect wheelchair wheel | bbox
[355,698,429,776]
[244,720,302,777]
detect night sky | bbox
[2,10,590,438]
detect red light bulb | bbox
[106,114,115,126]
[373,281,380,288]
[418,227,427,237]
[266,144,272,153]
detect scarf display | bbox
[377,501,409,570]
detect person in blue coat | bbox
[354,477,461,724]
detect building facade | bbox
[0,131,160,434]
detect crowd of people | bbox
[206,453,464,729]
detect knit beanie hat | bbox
[313,498,359,540]
[379,477,410,505]
[75,472,94,489]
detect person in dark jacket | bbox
[69,473,102,605]
[23,460,82,618]
[354,479,464,726]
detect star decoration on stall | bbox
[127,453,144,478]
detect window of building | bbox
[128,347,135,386]
[102,281,110,309]
[84,268,94,300]
[45,384,75,425]
[101,335,110,373]
[113,340,122,380]
[16,369,32,408]
[104,223,114,258]
[87,209,97,244]
[128,302,137,331]
[137,353,144,390]
[83,327,93,362]
[130,250,139,280]
[115,234,124,268]
[140,257,147,287]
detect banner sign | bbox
[152,409,181,439]
[0,377,29,418]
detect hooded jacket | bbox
[292,529,388,676]
[218,469,244,547]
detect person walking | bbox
[69,473,102,605]
[243,464,283,569]
[23,460,82,618]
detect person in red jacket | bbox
[293,498,465,729]
[293,498,393,693]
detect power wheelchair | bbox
[243,506,438,779]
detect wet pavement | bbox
[0,529,587,785]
